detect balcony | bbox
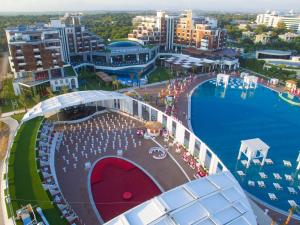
[33,48,40,52]
[34,55,41,59]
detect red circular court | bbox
[90,157,162,222]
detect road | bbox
[0,52,9,90]
[0,117,19,225]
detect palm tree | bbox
[130,73,135,87]
[32,94,41,104]
[61,86,69,94]
[46,87,54,98]
[137,71,143,88]
[18,94,28,112]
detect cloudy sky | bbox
[1,0,300,12]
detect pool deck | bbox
[135,74,300,225]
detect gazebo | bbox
[216,74,230,87]
[243,75,258,89]
[145,121,163,137]
[237,138,270,168]
[269,78,279,86]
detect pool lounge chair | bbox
[265,158,273,165]
[248,180,255,187]
[288,187,297,195]
[237,171,245,176]
[273,183,283,190]
[259,172,268,179]
[285,174,293,182]
[273,173,282,180]
[283,160,292,167]
[268,193,277,200]
[258,181,265,188]
[288,200,297,207]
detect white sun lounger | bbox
[258,181,265,188]
[248,180,255,186]
[288,200,297,207]
[273,183,283,190]
[285,174,293,181]
[273,173,282,180]
[237,171,245,176]
[265,158,273,165]
[283,160,292,167]
[241,160,248,167]
[268,193,277,200]
[259,172,268,179]
[288,187,297,195]
[253,159,261,165]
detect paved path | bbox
[0,117,19,225]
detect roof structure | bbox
[104,171,257,225]
[96,72,113,83]
[22,90,128,122]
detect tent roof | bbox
[241,138,270,152]
[104,171,256,225]
[22,90,128,122]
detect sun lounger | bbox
[283,160,292,167]
[273,183,283,190]
[259,172,268,179]
[237,171,245,176]
[258,181,265,188]
[268,193,277,200]
[288,187,297,195]
[248,180,255,187]
[273,173,282,180]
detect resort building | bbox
[256,50,292,60]
[5,24,79,95]
[256,10,300,33]
[278,32,299,42]
[129,10,226,52]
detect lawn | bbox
[147,67,172,84]
[10,113,25,123]
[7,117,67,225]
[78,70,127,91]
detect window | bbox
[194,140,201,158]
[151,109,158,121]
[184,130,190,148]
[204,150,212,169]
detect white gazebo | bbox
[237,138,270,168]
[216,74,230,88]
[243,75,258,89]
[269,78,279,86]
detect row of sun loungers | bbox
[37,122,79,224]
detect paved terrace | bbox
[54,112,197,225]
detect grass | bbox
[240,58,297,82]
[7,117,67,225]
[78,70,127,91]
[11,113,25,123]
[147,67,172,84]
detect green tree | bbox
[61,86,69,94]
[32,94,40,104]
[46,87,54,98]
[18,94,28,112]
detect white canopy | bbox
[104,171,257,225]
[238,138,270,168]
[22,90,128,122]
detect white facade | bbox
[256,11,300,33]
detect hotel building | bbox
[129,10,226,52]
[256,10,300,33]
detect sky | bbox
[1,0,300,12]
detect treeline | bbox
[82,13,136,42]
[0,13,137,52]
[0,15,58,52]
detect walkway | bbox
[0,117,19,225]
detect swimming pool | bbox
[191,78,300,215]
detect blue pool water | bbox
[191,78,300,214]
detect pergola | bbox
[96,72,113,85]
[216,74,230,88]
[269,78,279,86]
[243,75,258,89]
[237,138,270,168]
